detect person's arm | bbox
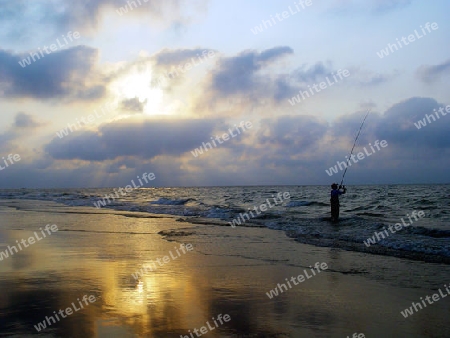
[339,185,347,194]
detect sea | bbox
[1,184,449,263]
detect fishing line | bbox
[339,109,370,187]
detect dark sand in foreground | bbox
[0,199,449,337]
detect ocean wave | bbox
[355,212,386,217]
[2,186,450,263]
[408,226,450,238]
[286,200,328,207]
[286,200,312,207]
[150,198,194,205]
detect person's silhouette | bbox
[330,183,346,222]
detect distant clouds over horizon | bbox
[0,0,449,187]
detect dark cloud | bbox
[148,48,217,88]
[274,97,450,182]
[14,112,43,128]
[4,97,450,188]
[153,48,215,66]
[121,97,146,113]
[208,46,293,99]
[416,59,450,83]
[0,112,45,153]
[291,62,333,83]
[374,97,450,148]
[273,76,295,102]
[105,158,139,173]
[258,46,294,63]
[257,115,328,150]
[0,46,106,100]
[331,97,450,150]
[0,0,202,41]
[292,65,394,89]
[45,119,222,161]
[371,0,412,13]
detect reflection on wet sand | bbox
[0,226,290,336]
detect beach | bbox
[1,198,449,337]
[3,1,450,336]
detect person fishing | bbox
[330,109,370,222]
[330,183,346,222]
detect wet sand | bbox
[0,199,449,337]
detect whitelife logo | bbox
[228,192,290,227]
[0,153,21,171]
[250,0,313,35]
[288,69,350,106]
[190,121,252,158]
[376,22,438,59]
[363,210,425,247]
[414,104,450,130]
[180,314,231,338]
[325,140,388,177]
[152,50,216,89]
[0,224,58,262]
[18,31,81,68]
[93,172,155,208]
[34,294,96,332]
[116,0,148,16]
[400,284,450,318]
[266,262,328,299]
[55,102,116,139]
[131,243,194,280]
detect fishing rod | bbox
[339,109,370,187]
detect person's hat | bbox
[331,183,338,189]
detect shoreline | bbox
[2,197,449,265]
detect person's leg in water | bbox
[331,201,340,222]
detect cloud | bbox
[374,97,450,148]
[0,46,106,100]
[330,97,450,154]
[370,0,412,13]
[284,62,387,101]
[153,48,215,67]
[148,48,217,88]
[45,119,222,161]
[291,62,334,83]
[328,0,412,15]
[0,112,45,153]
[209,46,293,96]
[258,46,294,63]
[121,97,146,113]
[258,97,450,178]
[0,0,207,41]
[4,97,450,188]
[14,112,44,128]
[416,59,450,83]
[257,115,328,150]
[355,72,390,86]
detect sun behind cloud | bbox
[111,66,168,116]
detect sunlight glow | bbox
[111,67,173,116]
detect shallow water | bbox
[0,200,449,337]
[0,185,449,261]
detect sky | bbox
[0,0,449,188]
